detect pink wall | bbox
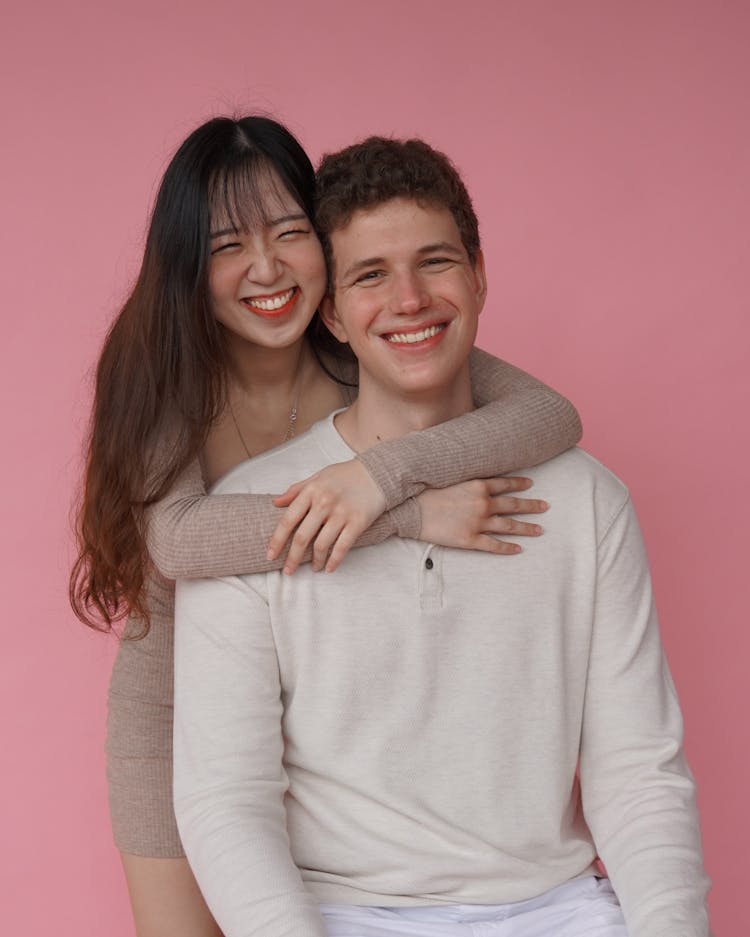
[2,1,747,934]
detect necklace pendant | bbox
[286,406,298,441]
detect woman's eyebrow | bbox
[267,211,308,226]
[210,213,306,239]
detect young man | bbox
[173,138,711,937]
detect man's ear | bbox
[472,250,488,315]
[320,294,349,344]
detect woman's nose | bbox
[244,245,282,285]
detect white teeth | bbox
[386,324,445,344]
[246,288,295,311]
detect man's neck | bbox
[334,368,474,452]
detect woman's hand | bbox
[417,477,547,555]
[268,460,387,575]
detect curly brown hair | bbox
[315,136,481,287]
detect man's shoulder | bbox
[211,413,352,496]
[529,447,632,537]
[533,446,627,494]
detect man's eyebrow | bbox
[341,242,465,280]
[417,241,465,257]
[340,256,386,280]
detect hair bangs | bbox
[208,158,301,235]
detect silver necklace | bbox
[228,351,307,459]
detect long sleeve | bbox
[580,498,711,937]
[147,348,581,578]
[357,347,582,508]
[144,457,418,580]
[173,576,327,937]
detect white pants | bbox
[320,877,628,936]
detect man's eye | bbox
[354,270,384,284]
[422,257,454,268]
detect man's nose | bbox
[390,270,429,314]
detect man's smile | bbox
[382,322,448,345]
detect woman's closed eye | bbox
[277,226,311,240]
[210,240,242,255]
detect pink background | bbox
[2,1,747,934]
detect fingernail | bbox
[540,501,549,510]
[533,525,543,535]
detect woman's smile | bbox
[241,287,300,318]
[208,174,327,350]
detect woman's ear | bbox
[320,294,349,344]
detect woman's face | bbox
[207,172,327,353]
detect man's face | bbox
[322,198,486,403]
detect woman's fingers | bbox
[284,506,342,576]
[272,480,307,509]
[309,520,349,572]
[268,460,386,571]
[471,535,523,556]
[491,494,549,516]
[484,515,543,537]
[324,526,360,573]
[416,477,550,553]
[284,510,370,575]
[267,491,316,560]
[269,472,549,572]
[483,475,533,494]
[308,516,347,573]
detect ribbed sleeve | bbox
[146,348,580,579]
[357,348,582,508]
[144,459,416,580]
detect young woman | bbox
[70,115,581,937]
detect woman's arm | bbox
[271,348,579,570]
[145,457,419,580]
[147,348,579,580]
[357,347,582,508]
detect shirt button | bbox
[425,557,434,570]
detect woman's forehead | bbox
[209,165,302,232]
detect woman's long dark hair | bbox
[70,116,342,633]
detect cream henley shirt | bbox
[173,414,710,937]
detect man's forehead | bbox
[331,198,463,258]
[338,196,451,227]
